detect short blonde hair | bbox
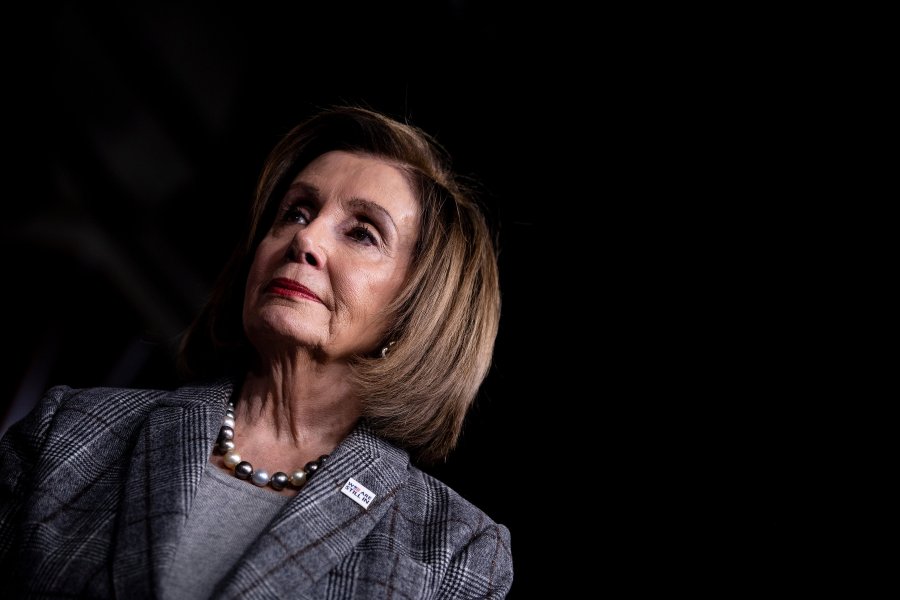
[178,105,500,464]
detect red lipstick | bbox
[266,278,323,303]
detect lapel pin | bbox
[341,477,376,509]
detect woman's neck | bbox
[225,359,362,480]
[243,359,360,432]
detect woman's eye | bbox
[348,224,378,245]
[283,206,309,224]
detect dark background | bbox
[1,2,574,597]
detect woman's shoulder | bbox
[28,384,168,421]
[398,464,511,549]
[403,466,501,522]
[385,465,513,595]
[36,378,233,412]
[20,379,233,432]
[360,429,509,550]
[39,383,172,406]
[1,380,234,467]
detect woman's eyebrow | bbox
[288,181,320,199]
[345,197,398,233]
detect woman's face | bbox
[243,150,420,362]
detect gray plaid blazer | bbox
[0,380,512,599]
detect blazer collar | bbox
[112,378,233,598]
[215,419,410,599]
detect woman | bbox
[0,106,512,599]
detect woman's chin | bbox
[246,325,322,356]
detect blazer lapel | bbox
[214,422,410,600]
[112,379,233,598]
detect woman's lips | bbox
[266,278,323,303]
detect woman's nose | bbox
[287,223,326,268]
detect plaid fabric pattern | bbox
[0,380,512,599]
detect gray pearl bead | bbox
[270,472,289,491]
[289,470,307,488]
[251,469,270,487]
[218,426,234,441]
[234,461,252,479]
[217,440,235,454]
[304,461,320,477]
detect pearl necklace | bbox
[215,400,328,491]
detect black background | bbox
[1,3,584,597]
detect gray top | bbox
[161,462,290,600]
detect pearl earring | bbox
[380,341,396,358]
